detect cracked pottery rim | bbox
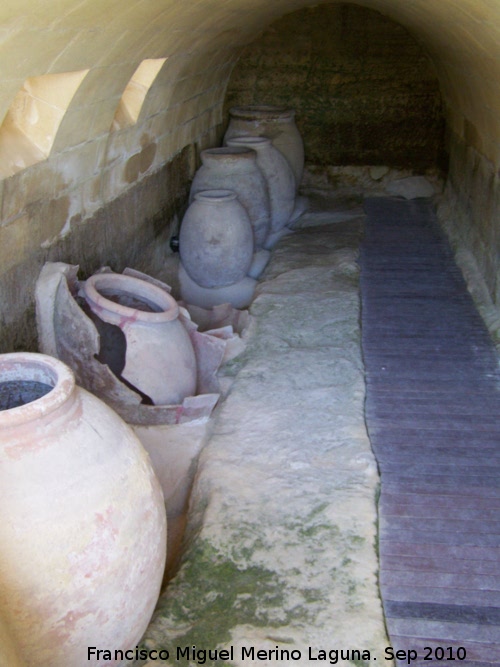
[83,272,180,325]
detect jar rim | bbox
[226,136,271,148]
[229,105,295,121]
[202,146,256,159]
[0,352,75,426]
[83,273,179,324]
[193,189,238,203]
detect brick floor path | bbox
[361,197,500,667]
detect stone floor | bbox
[129,179,500,667]
[130,191,391,666]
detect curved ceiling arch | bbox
[0,0,499,354]
[0,0,498,166]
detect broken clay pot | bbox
[35,263,236,425]
[82,272,197,406]
[0,352,166,667]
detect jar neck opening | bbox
[226,136,271,150]
[0,353,75,426]
[193,189,238,203]
[202,147,255,160]
[83,274,179,324]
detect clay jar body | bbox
[83,272,197,405]
[226,136,295,233]
[0,613,24,667]
[0,353,167,667]
[179,189,254,288]
[224,105,304,189]
[190,147,271,249]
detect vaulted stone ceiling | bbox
[1,0,498,163]
[1,0,499,353]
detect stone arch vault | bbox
[0,0,499,351]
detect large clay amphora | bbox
[190,147,271,249]
[226,136,295,233]
[224,105,304,189]
[179,189,254,288]
[82,272,197,406]
[0,352,167,667]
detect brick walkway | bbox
[361,197,500,666]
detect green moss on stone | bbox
[148,540,291,665]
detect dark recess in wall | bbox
[225,2,447,172]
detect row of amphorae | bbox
[0,105,305,667]
[178,105,306,308]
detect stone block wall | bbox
[0,0,500,351]
[0,144,201,353]
[225,3,447,171]
[0,39,232,351]
[440,132,500,306]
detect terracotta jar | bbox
[179,189,254,288]
[82,272,197,406]
[0,613,24,667]
[224,105,304,189]
[190,146,271,249]
[178,261,257,310]
[226,136,295,234]
[0,352,166,667]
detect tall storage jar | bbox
[224,105,304,189]
[82,272,197,406]
[0,352,167,667]
[226,136,295,233]
[179,189,254,288]
[190,147,271,249]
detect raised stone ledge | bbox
[130,197,391,667]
